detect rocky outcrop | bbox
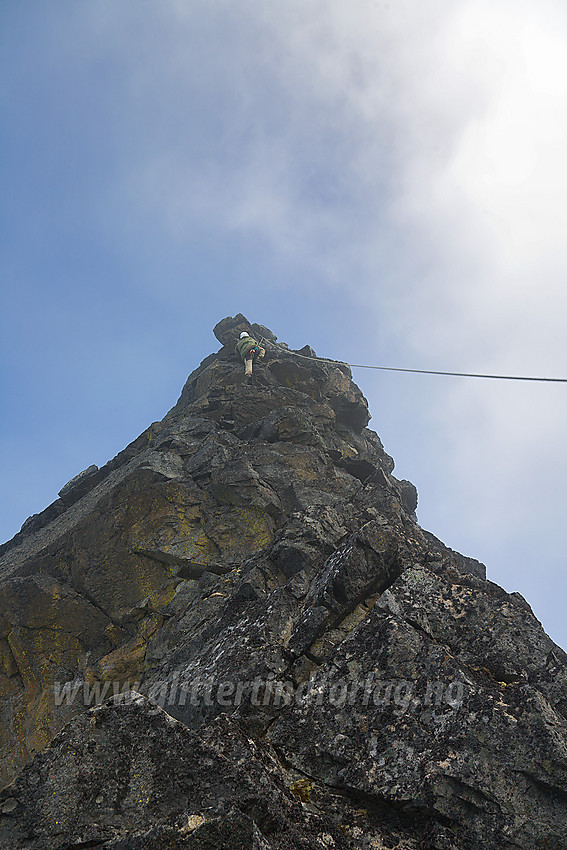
[0,315,566,849]
[0,693,348,849]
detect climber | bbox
[235,331,265,377]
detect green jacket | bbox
[235,336,259,360]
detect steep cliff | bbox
[1,315,566,849]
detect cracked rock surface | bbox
[0,314,566,848]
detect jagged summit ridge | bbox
[0,315,566,849]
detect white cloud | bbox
[112,1,567,558]
[7,0,566,640]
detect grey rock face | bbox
[0,314,565,849]
[268,564,567,849]
[58,463,99,500]
[0,693,347,849]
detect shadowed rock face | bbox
[0,315,566,849]
[0,693,348,850]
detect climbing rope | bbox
[268,342,567,383]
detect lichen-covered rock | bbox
[0,314,565,848]
[267,566,567,848]
[0,693,348,849]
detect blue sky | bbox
[2,1,566,649]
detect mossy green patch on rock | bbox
[0,640,18,678]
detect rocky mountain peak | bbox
[0,315,566,849]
